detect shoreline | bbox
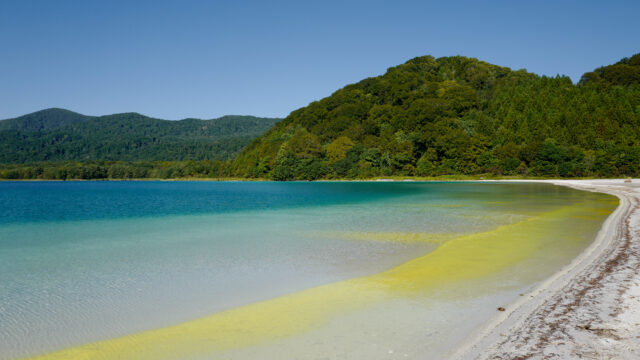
[16,181,611,360]
[5,180,636,359]
[448,179,640,359]
[0,176,626,182]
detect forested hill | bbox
[0,109,281,162]
[580,53,640,86]
[0,108,90,132]
[232,54,640,180]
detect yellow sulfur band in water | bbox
[320,230,460,244]
[27,200,616,360]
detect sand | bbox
[449,179,640,360]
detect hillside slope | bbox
[233,55,640,179]
[0,108,90,132]
[0,109,281,162]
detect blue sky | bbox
[0,0,638,120]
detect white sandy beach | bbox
[449,179,640,359]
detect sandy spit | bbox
[447,179,640,360]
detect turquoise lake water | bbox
[0,181,616,359]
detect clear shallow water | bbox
[0,181,616,359]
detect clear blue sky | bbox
[1,0,638,120]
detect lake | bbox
[0,181,617,359]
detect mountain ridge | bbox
[2,53,639,179]
[0,108,281,162]
[0,108,281,131]
[0,108,90,132]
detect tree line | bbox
[231,54,640,180]
[2,54,638,180]
[0,161,232,180]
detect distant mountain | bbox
[233,54,640,179]
[0,108,91,132]
[0,109,281,162]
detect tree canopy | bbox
[232,54,640,180]
[579,53,640,86]
[0,109,281,162]
[3,54,639,180]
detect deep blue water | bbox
[0,181,435,224]
[0,180,579,225]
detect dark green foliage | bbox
[233,54,640,180]
[0,160,232,180]
[0,109,281,162]
[4,54,639,181]
[579,53,640,86]
[0,108,90,132]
